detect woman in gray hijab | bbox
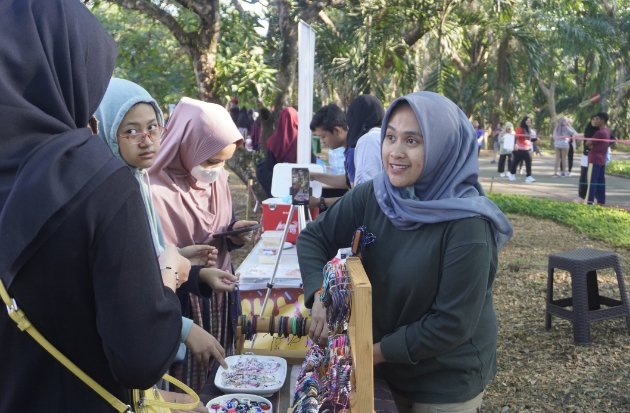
[297,92,512,412]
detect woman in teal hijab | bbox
[94,78,239,388]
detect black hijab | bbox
[346,95,385,149]
[0,0,120,287]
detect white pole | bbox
[297,20,316,164]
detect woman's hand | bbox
[159,390,209,413]
[159,245,191,291]
[184,323,228,370]
[373,342,386,365]
[179,245,218,267]
[199,268,240,292]
[227,220,258,245]
[308,294,329,346]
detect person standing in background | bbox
[552,116,576,177]
[585,112,610,205]
[510,117,535,182]
[473,120,484,156]
[228,97,240,126]
[491,122,503,164]
[347,95,385,186]
[308,104,349,211]
[255,107,313,197]
[498,122,514,178]
[237,107,250,139]
[250,110,261,151]
[577,119,598,201]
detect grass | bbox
[606,160,630,179]
[488,193,630,249]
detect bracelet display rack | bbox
[234,256,375,412]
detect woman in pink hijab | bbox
[149,97,257,392]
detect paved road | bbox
[477,150,630,209]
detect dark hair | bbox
[583,121,599,156]
[519,116,531,135]
[310,104,347,133]
[593,112,609,123]
[260,107,271,121]
[583,121,599,138]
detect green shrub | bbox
[606,160,630,179]
[487,193,630,249]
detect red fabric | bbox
[514,126,530,150]
[588,127,610,165]
[267,107,298,163]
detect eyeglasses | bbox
[117,125,167,145]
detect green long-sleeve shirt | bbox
[297,182,498,404]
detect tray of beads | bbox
[206,394,272,413]
[215,355,287,396]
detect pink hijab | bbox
[149,97,243,271]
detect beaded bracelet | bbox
[277,316,283,338]
[245,320,252,341]
[283,316,290,338]
[159,266,179,287]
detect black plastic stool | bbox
[546,248,630,345]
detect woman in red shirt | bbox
[510,116,536,182]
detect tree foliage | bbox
[92,3,197,113]
[92,0,630,141]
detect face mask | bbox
[190,164,221,186]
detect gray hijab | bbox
[94,78,166,255]
[372,92,513,249]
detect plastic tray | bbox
[214,355,287,396]
[206,393,272,412]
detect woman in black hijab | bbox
[0,1,186,411]
[346,95,385,186]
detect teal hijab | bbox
[94,78,166,255]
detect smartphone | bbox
[291,167,310,205]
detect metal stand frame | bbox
[250,189,312,348]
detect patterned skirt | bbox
[170,291,235,393]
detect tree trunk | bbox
[259,108,275,152]
[226,147,269,202]
[108,0,221,103]
[537,78,556,146]
[273,0,299,111]
[190,47,220,104]
[272,0,340,111]
[490,36,510,127]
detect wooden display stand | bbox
[345,256,374,413]
[235,317,312,365]
[235,257,374,412]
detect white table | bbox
[237,240,303,291]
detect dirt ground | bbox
[227,169,630,413]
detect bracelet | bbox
[160,266,179,287]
